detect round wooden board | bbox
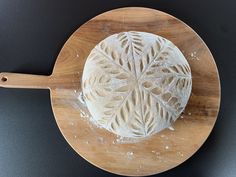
[0,7,220,176]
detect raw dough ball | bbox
[82,31,192,138]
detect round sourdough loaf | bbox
[82,31,192,138]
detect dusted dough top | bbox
[82,31,192,138]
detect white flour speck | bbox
[180,115,184,119]
[126,151,134,159]
[160,134,168,140]
[69,122,74,126]
[177,151,184,157]
[127,151,134,155]
[165,145,169,150]
[188,112,192,115]
[189,51,199,60]
[76,54,80,58]
[80,111,89,118]
[114,135,143,144]
[168,126,175,131]
[85,141,89,144]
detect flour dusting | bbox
[189,51,200,60]
[85,141,89,144]
[126,151,134,159]
[177,151,184,157]
[168,126,175,131]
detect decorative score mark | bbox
[82,31,192,138]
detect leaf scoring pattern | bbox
[82,31,192,138]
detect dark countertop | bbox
[0,1,235,177]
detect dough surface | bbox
[82,31,192,138]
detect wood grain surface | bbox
[0,7,221,176]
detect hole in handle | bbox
[1,76,8,82]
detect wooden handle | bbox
[0,72,51,89]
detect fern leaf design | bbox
[130,32,143,56]
[145,112,156,135]
[96,40,134,75]
[129,111,145,137]
[82,31,192,138]
[136,37,168,78]
[109,87,138,134]
[83,74,112,102]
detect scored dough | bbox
[82,31,192,138]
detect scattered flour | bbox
[189,51,200,60]
[177,151,184,157]
[168,126,175,131]
[126,151,134,159]
[69,122,74,126]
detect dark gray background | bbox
[0,0,235,177]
